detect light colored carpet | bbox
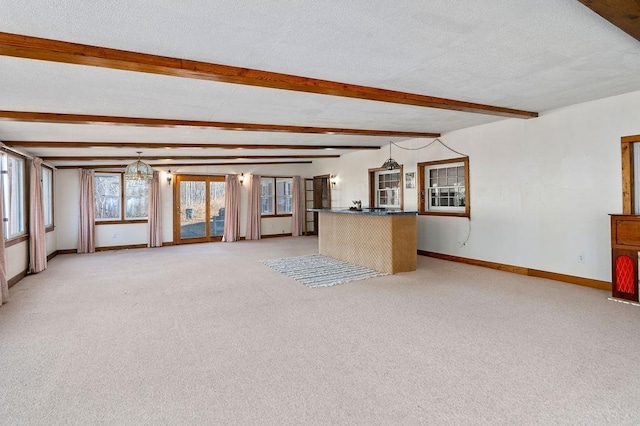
[261,254,387,287]
[1,236,640,425]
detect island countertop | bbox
[307,208,417,216]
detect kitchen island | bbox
[309,209,417,274]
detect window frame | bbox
[261,176,293,217]
[94,172,149,225]
[1,151,28,245]
[622,135,640,214]
[418,157,470,218]
[42,165,54,232]
[368,166,404,210]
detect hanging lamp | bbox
[124,152,154,180]
[381,142,400,170]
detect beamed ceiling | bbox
[0,0,639,169]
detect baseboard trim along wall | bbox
[96,244,148,252]
[418,250,611,291]
[261,233,293,239]
[57,249,77,255]
[9,252,58,288]
[8,270,27,288]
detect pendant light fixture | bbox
[381,141,400,170]
[124,152,154,180]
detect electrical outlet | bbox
[578,254,585,263]
[112,233,117,239]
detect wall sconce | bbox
[330,175,337,188]
[239,173,245,186]
[166,170,173,185]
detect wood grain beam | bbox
[4,140,380,150]
[55,161,313,169]
[578,0,640,42]
[0,110,438,138]
[0,32,538,119]
[42,155,339,161]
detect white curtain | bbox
[291,176,304,236]
[78,169,95,253]
[222,174,240,242]
[29,157,47,273]
[0,153,8,307]
[245,174,261,240]
[148,171,163,247]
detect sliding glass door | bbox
[174,175,225,244]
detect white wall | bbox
[6,242,28,279]
[46,230,56,255]
[54,163,315,250]
[55,169,80,250]
[314,89,640,282]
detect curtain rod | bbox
[0,143,57,169]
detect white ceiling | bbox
[0,0,639,168]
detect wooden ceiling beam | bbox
[42,155,339,161]
[3,140,380,150]
[0,32,537,119]
[0,110,439,138]
[578,0,640,42]
[55,161,313,169]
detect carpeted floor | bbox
[1,237,640,424]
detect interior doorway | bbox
[173,175,226,244]
[312,175,331,234]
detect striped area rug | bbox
[261,254,387,288]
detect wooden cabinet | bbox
[610,215,640,301]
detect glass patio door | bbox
[174,175,225,244]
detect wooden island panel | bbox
[318,211,416,274]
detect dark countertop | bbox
[308,208,418,216]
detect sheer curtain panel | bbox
[29,158,47,272]
[245,174,261,240]
[0,158,8,307]
[78,169,96,253]
[148,171,162,247]
[222,174,240,242]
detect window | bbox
[261,177,292,216]
[42,166,53,229]
[125,179,149,219]
[95,173,148,222]
[375,170,401,208]
[418,157,470,217]
[368,167,403,209]
[1,153,26,239]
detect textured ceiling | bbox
[0,0,639,167]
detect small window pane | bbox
[125,179,149,219]
[261,178,274,215]
[276,178,293,214]
[375,171,401,208]
[42,167,53,227]
[2,154,26,239]
[95,173,122,221]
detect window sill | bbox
[96,219,148,225]
[261,214,293,218]
[45,225,55,233]
[419,211,470,218]
[5,234,29,247]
